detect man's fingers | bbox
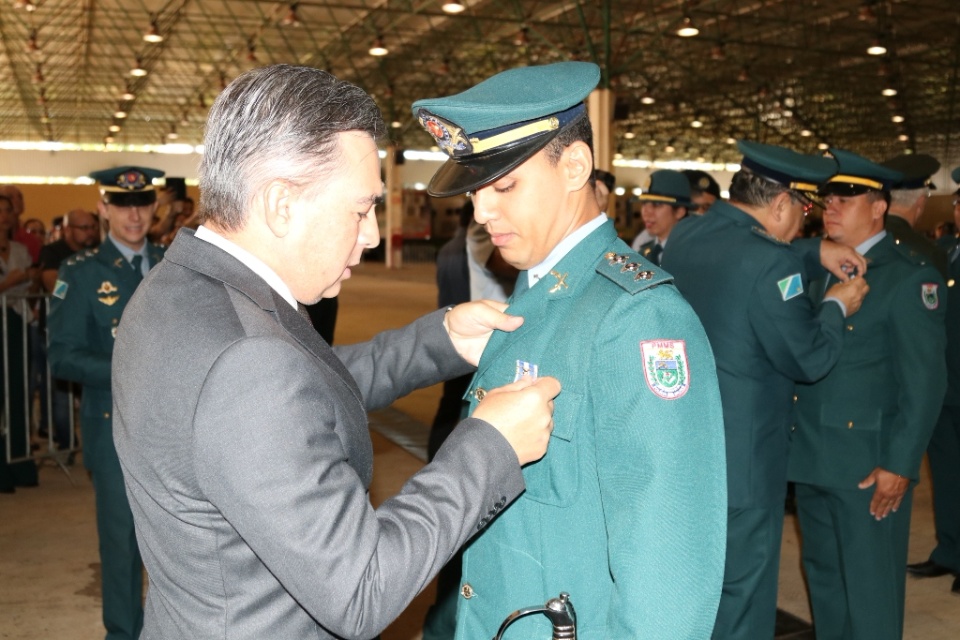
[530,376,562,400]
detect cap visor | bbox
[818,182,874,198]
[427,130,560,198]
[105,191,157,207]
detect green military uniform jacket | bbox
[662,200,845,508]
[789,233,947,487]
[939,235,960,406]
[637,238,664,265]
[885,215,949,280]
[48,237,165,472]
[455,220,727,640]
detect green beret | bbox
[638,170,694,209]
[412,61,600,197]
[819,148,903,197]
[90,165,165,207]
[737,140,836,195]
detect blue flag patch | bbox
[777,274,803,301]
[52,279,69,299]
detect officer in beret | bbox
[637,169,694,265]
[881,153,949,279]
[48,166,166,640]
[413,61,727,639]
[909,165,960,595]
[683,169,722,215]
[661,140,870,640]
[788,149,947,639]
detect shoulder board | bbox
[891,240,928,266]
[750,226,790,246]
[596,250,673,294]
[65,247,99,267]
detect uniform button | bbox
[461,583,475,599]
[793,394,798,403]
[846,325,854,331]
[847,421,854,429]
[791,425,796,432]
[474,387,486,401]
[103,412,110,419]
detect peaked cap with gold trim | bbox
[90,165,165,207]
[818,148,903,197]
[638,170,695,209]
[412,61,600,197]
[737,140,837,196]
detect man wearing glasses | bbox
[39,209,101,292]
[662,140,870,640]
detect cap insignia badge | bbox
[417,109,472,157]
[116,170,147,191]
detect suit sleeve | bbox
[595,288,727,638]
[47,264,112,389]
[193,337,523,640]
[883,268,947,478]
[333,307,473,411]
[748,251,844,383]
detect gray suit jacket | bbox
[112,229,524,640]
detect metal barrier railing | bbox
[1,292,78,483]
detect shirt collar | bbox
[195,225,298,309]
[855,229,887,256]
[526,213,607,288]
[107,234,148,265]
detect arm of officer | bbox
[47,265,112,388]
[792,237,868,282]
[860,267,946,519]
[748,252,846,383]
[596,289,727,638]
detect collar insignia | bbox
[548,270,569,293]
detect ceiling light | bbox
[725,137,736,145]
[690,117,703,128]
[817,142,829,150]
[114,109,127,119]
[390,121,401,129]
[800,129,813,137]
[676,16,699,38]
[867,40,887,56]
[368,36,388,56]
[640,95,655,105]
[898,134,909,142]
[648,138,658,146]
[613,153,624,161]
[108,124,121,133]
[513,27,530,47]
[121,87,136,101]
[624,131,636,139]
[281,4,302,27]
[665,143,676,153]
[14,0,37,11]
[143,19,164,43]
[891,114,905,123]
[130,59,148,77]
[881,87,897,97]
[442,2,466,13]
[26,29,39,53]
[104,136,115,144]
[167,126,178,140]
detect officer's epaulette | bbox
[65,247,98,266]
[750,226,790,246]
[596,250,673,294]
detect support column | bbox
[384,145,402,269]
[588,88,614,172]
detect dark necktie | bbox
[649,243,663,265]
[130,254,143,281]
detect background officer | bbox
[683,168,722,214]
[662,140,869,639]
[881,153,949,279]
[413,61,727,640]
[908,165,960,595]
[48,166,166,640]
[636,169,694,264]
[788,149,947,640]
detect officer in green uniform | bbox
[881,153,949,279]
[788,149,947,640]
[637,169,693,265]
[908,165,960,594]
[413,62,727,640]
[661,140,870,640]
[48,166,166,640]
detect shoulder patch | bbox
[640,339,690,400]
[922,283,939,310]
[596,251,673,294]
[777,273,804,301]
[52,279,68,299]
[751,226,790,246]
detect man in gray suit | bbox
[111,64,559,640]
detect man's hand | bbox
[825,277,869,317]
[472,375,561,465]
[858,467,910,520]
[820,239,868,282]
[443,300,523,366]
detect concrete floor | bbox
[1,261,958,639]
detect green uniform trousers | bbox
[91,454,143,640]
[795,483,912,640]
[928,405,960,572]
[712,506,784,639]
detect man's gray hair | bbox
[199,64,386,230]
[729,165,797,208]
[890,187,926,209]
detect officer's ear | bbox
[562,141,593,193]
[261,179,295,239]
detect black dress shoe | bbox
[953,575,960,595]
[907,560,953,578]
